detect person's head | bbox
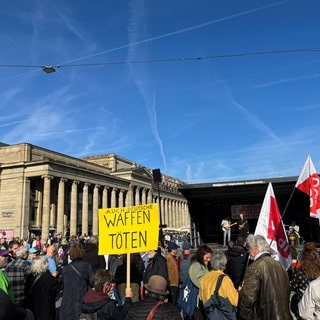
[301,248,320,280]
[236,235,246,247]
[167,241,179,254]
[46,245,57,258]
[239,213,244,219]
[69,243,85,261]
[304,242,317,251]
[30,256,48,275]
[91,269,114,293]
[28,247,39,260]
[8,240,20,254]
[147,249,158,259]
[182,242,191,253]
[0,249,10,268]
[15,246,29,260]
[144,275,169,299]
[246,234,270,259]
[87,236,98,245]
[0,237,6,245]
[192,244,212,268]
[211,252,227,271]
[227,240,235,249]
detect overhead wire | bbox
[0,48,319,71]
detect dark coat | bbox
[0,288,15,320]
[60,260,93,320]
[114,262,142,285]
[225,245,249,289]
[83,242,106,272]
[124,295,182,320]
[82,289,130,320]
[143,253,168,284]
[239,253,292,320]
[25,270,60,320]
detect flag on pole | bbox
[295,155,320,219]
[255,183,292,270]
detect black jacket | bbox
[124,295,182,320]
[82,289,130,320]
[25,270,60,320]
[83,242,106,272]
[143,253,168,284]
[225,245,249,289]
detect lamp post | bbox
[152,169,165,246]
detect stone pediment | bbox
[111,166,153,182]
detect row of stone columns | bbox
[38,175,189,241]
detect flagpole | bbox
[280,185,296,220]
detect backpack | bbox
[177,277,199,317]
[203,275,237,320]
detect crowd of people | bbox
[0,231,319,319]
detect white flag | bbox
[255,183,292,270]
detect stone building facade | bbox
[0,143,189,241]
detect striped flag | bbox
[255,183,292,270]
[295,155,320,219]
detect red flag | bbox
[255,183,292,270]
[295,155,320,219]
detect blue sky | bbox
[1,0,320,183]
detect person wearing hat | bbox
[165,241,180,305]
[178,242,193,285]
[27,247,39,264]
[0,249,14,302]
[124,275,182,319]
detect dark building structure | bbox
[179,176,320,246]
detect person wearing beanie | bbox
[165,242,179,305]
[178,242,193,285]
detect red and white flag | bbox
[295,155,320,219]
[255,183,292,270]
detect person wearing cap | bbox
[0,249,14,302]
[165,241,180,305]
[26,247,39,264]
[124,275,182,319]
[179,242,193,285]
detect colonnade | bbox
[32,175,189,241]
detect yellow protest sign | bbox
[98,203,159,255]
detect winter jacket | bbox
[188,261,209,288]
[239,253,292,320]
[124,295,182,320]
[178,253,193,285]
[298,276,320,320]
[166,253,179,287]
[225,245,249,289]
[82,289,130,320]
[60,259,93,320]
[83,243,106,272]
[25,270,60,320]
[143,253,168,285]
[199,270,238,306]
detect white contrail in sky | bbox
[60,0,290,65]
